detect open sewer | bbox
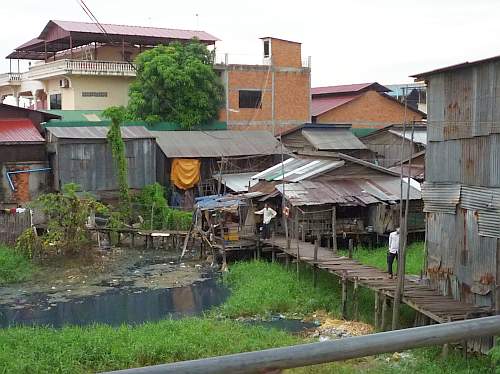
[0,277,229,328]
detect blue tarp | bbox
[195,194,247,210]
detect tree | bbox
[103,106,131,220]
[127,41,225,129]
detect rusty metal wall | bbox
[424,61,500,310]
[55,138,156,193]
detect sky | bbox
[1,0,500,87]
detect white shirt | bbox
[255,207,277,224]
[388,231,400,254]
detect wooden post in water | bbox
[353,277,359,321]
[341,270,348,319]
[348,239,353,259]
[313,233,319,287]
[381,294,388,331]
[332,206,337,253]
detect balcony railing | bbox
[25,59,137,80]
[0,72,22,86]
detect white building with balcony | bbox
[0,20,217,110]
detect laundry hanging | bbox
[170,158,201,190]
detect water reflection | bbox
[0,278,228,328]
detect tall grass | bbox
[0,318,298,373]
[216,261,343,318]
[0,245,33,285]
[340,241,425,275]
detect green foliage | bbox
[0,245,33,285]
[339,241,425,276]
[15,228,42,259]
[216,261,341,318]
[0,318,297,373]
[24,183,108,256]
[136,183,193,230]
[127,41,225,129]
[103,106,131,220]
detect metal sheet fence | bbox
[0,212,31,245]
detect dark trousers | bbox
[387,252,398,276]
[262,223,271,239]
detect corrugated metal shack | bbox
[251,153,423,246]
[154,130,283,207]
[279,123,375,160]
[46,126,156,199]
[413,56,500,313]
[360,124,427,167]
[0,105,60,206]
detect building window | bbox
[239,90,262,109]
[263,40,270,58]
[82,91,108,97]
[50,93,62,109]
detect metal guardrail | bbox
[102,315,500,374]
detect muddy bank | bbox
[0,247,228,327]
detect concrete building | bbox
[311,82,425,136]
[0,21,311,134]
[413,55,500,322]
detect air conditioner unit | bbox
[59,79,69,88]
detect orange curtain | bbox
[170,158,201,190]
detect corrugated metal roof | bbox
[276,177,421,207]
[389,129,427,145]
[46,126,154,139]
[301,128,367,150]
[311,95,359,116]
[421,183,461,214]
[252,158,344,182]
[154,131,282,158]
[45,20,218,43]
[0,119,45,143]
[215,173,258,192]
[311,83,390,96]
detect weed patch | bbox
[0,245,33,285]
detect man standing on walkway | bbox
[387,227,400,279]
[255,203,277,240]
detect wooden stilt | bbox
[353,277,359,321]
[341,270,348,319]
[348,238,353,259]
[381,294,388,331]
[285,254,290,269]
[374,291,380,330]
[441,316,452,358]
[332,206,337,253]
[313,233,319,288]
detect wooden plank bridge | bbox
[263,235,491,325]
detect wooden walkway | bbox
[266,235,491,324]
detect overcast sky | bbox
[1,0,499,87]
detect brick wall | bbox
[316,90,424,129]
[270,38,302,68]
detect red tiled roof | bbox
[311,94,360,117]
[311,82,390,96]
[0,119,45,143]
[43,20,219,43]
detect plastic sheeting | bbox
[170,159,200,190]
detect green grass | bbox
[215,260,343,318]
[0,245,33,285]
[0,258,491,374]
[0,318,298,374]
[339,241,425,275]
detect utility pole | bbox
[392,86,410,330]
